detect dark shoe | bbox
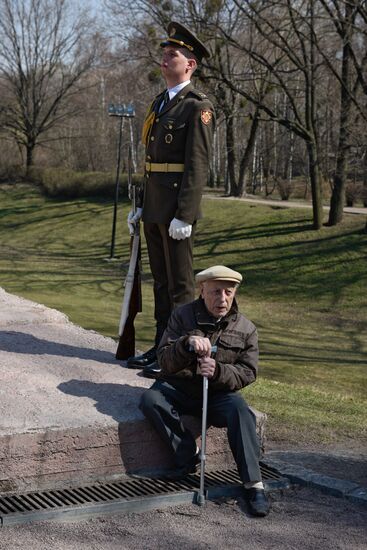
[243,488,270,517]
[142,361,161,379]
[163,453,201,481]
[127,347,157,369]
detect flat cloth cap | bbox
[160,21,210,62]
[195,265,243,284]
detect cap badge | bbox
[169,27,176,37]
[201,110,212,125]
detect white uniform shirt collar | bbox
[167,80,191,101]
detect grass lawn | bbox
[0,183,366,447]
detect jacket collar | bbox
[158,82,195,116]
[193,297,238,331]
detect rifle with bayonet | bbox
[116,145,142,360]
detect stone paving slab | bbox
[0,288,152,432]
[264,455,367,507]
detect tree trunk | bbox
[226,113,237,196]
[238,110,260,197]
[328,156,347,224]
[327,1,353,226]
[304,0,323,230]
[26,142,35,174]
[363,147,367,208]
[307,140,323,229]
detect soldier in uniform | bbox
[127,22,215,377]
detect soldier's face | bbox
[161,46,195,83]
[200,280,237,319]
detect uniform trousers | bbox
[140,380,262,483]
[143,222,196,345]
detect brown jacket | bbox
[157,297,259,397]
[140,83,215,224]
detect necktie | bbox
[159,90,170,112]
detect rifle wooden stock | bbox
[116,231,142,359]
[116,143,142,360]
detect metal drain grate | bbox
[0,463,287,526]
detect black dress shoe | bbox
[243,488,270,517]
[163,453,200,481]
[127,347,157,369]
[142,361,161,379]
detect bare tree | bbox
[207,35,265,197]
[207,0,328,229]
[103,0,367,225]
[0,0,101,170]
[177,0,265,197]
[318,0,367,225]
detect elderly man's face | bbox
[201,280,237,318]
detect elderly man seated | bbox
[140,265,270,517]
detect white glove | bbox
[168,217,192,240]
[127,207,143,235]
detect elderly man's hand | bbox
[188,335,212,357]
[198,356,216,378]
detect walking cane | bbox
[197,345,217,506]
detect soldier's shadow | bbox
[58,378,175,473]
[58,378,146,422]
[0,331,118,365]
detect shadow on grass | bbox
[196,225,365,264]
[260,348,367,367]
[4,201,106,230]
[194,223,366,309]
[260,325,367,359]
[0,331,117,364]
[195,219,313,251]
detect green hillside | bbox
[0,183,366,446]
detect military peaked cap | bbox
[160,21,210,62]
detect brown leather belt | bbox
[145,162,185,173]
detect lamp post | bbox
[108,103,135,259]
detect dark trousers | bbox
[143,222,196,345]
[140,380,262,483]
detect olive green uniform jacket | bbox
[141,83,215,224]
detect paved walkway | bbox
[204,193,367,215]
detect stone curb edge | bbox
[263,457,367,507]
